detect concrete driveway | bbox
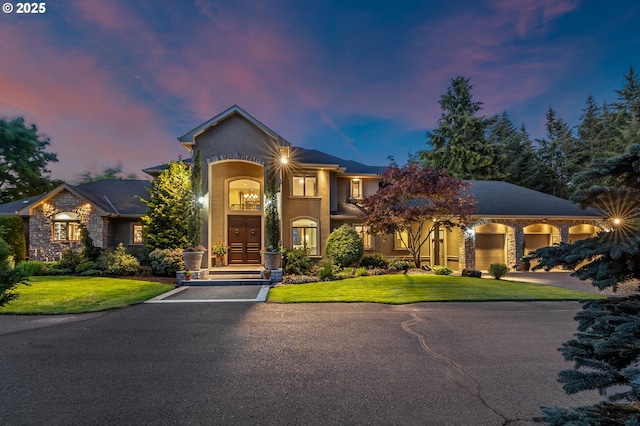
[0,301,599,425]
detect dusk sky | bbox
[1,1,639,182]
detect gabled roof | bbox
[178,105,291,147]
[0,194,47,216]
[70,180,151,216]
[292,147,385,175]
[9,180,151,218]
[467,180,602,218]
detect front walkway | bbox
[146,284,270,303]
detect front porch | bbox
[177,265,282,286]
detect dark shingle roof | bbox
[467,180,601,217]
[292,147,385,175]
[0,195,46,216]
[72,180,151,216]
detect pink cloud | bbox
[0,23,183,182]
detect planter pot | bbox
[261,270,272,280]
[263,251,282,270]
[520,261,531,272]
[213,255,225,267]
[183,251,204,271]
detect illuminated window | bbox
[351,179,362,199]
[229,179,261,211]
[395,231,409,250]
[354,224,372,249]
[292,219,318,255]
[53,212,81,241]
[292,174,317,196]
[132,224,144,244]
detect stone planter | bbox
[182,251,204,271]
[262,251,282,270]
[212,255,225,267]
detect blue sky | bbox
[0,0,638,181]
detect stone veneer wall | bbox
[29,191,107,261]
[458,218,606,271]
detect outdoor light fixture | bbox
[613,218,622,225]
[198,196,206,206]
[280,156,288,164]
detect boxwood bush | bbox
[324,224,364,268]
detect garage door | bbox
[475,233,505,270]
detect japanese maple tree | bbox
[361,162,476,268]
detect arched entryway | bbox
[474,223,509,270]
[569,224,602,242]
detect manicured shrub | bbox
[433,265,453,276]
[104,244,139,276]
[16,260,48,276]
[435,266,453,275]
[488,263,508,280]
[0,217,26,263]
[75,261,95,274]
[360,253,388,269]
[0,237,28,307]
[148,248,184,276]
[282,275,319,284]
[58,249,87,272]
[284,248,311,276]
[388,258,411,273]
[79,269,102,276]
[324,225,364,267]
[316,260,339,281]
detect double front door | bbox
[228,216,261,264]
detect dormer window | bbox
[53,212,81,241]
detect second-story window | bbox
[351,179,362,199]
[292,174,317,196]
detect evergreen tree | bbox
[0,237,28,307]
[535,107,577,198]
[187,151,203,247]
[529,144,640,425]
[488,113,545,190]
[420,76,504,180]
[614,66,640,122]
[139,161,192,250]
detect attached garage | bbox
[475,223,508,270]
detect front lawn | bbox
[267,274,604,304]
[0,276,174,315]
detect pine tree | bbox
[420,76,504,180]
[139,161,192,250]
[535,107,577,198]
[488,113,545,190]
[529,144,640,425]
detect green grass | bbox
[267,274,605,304]
[0,276,174,315]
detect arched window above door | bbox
[229,179,261,211]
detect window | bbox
[292,174,317,196]
[53,212,81,241]
[292,219,318,255]
[351,179,362,199]
[132,224,144,244]
[354,224,372,249]
[395,231,409,250]
[229,179,261,211]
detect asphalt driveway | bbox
[0,302,599,425]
